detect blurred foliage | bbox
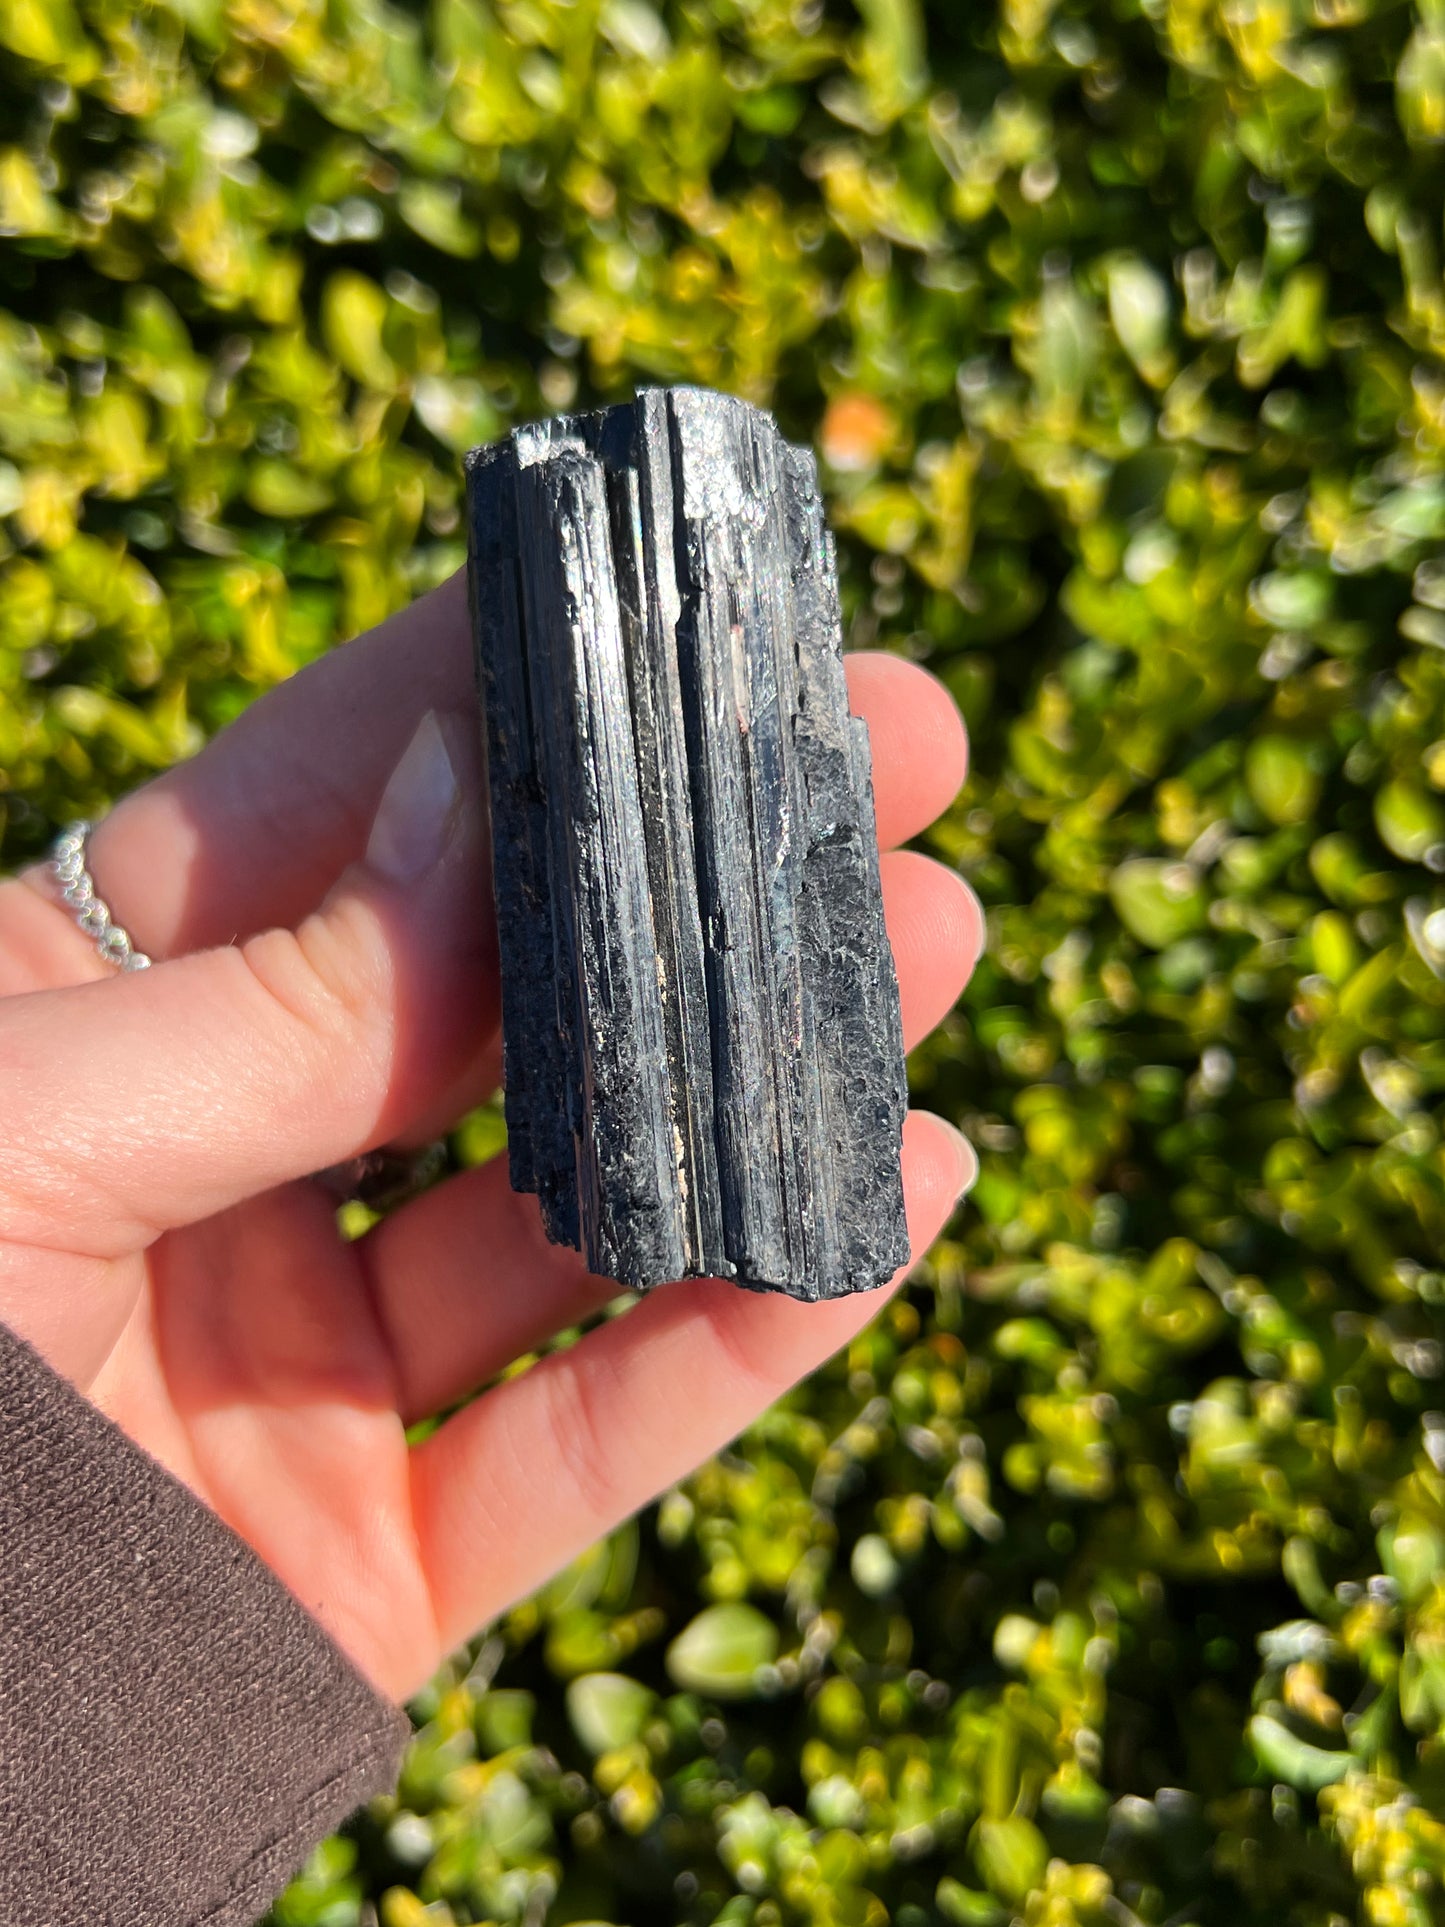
[5,0,1445,1919]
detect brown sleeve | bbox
[0,1319,413,1927]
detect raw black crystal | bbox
[465,387,909,1299]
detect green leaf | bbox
[245,460,334,519]
[1110,858,1208,948]
[1375,779,1445,863]
[1246,735,1323,825]
[970,1816,1049,1904]
[1248,1715,1352,1792]
[566,1672,655,1753]
[321,270,397,390]
[398,181,481,258]
[854,0,927,124]
[1107,256,1172,383]
[665,1603,779,1697]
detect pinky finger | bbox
[405,1109,976,1683]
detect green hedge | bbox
[6,0,1445,1920]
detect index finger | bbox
[71,571,476,961]
[25,577,967,962]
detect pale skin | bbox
[0,569,983,1704]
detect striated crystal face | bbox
[465,386,908,1299]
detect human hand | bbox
[0,570,983,1702]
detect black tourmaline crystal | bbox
[465,386,908,1299]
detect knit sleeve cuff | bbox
[0,1319,413,1927]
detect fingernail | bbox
[366,711,462,884]
[956,869,987,944]
[938,1117,979,1197]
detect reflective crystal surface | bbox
[466,387,908,1298]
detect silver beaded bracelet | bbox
[47,820,152,971]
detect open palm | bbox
[0,571,982,1704]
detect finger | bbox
[844,652,969,850]
[18,573,476,969]
[387,709,973,1149]
[12,614,962,978]
[882,851,984,1048]
[365,851,985,1422]
[406,1108,975,1678]
[0,709,497,1261]
[361,1157,610,1423]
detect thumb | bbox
[0,710,498,1260]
